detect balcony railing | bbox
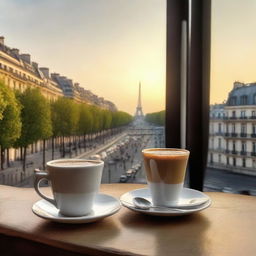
[229,116,237,120]
[240,151,248,156]
[224,132,230,137]
[249,116,256,120]
[240,133,247,138]
[240,116,247,120]
[251,152,256,157]
[231,133,238,137]
[215,132,223,136]
[225,149,230,154]
[231,150,237,155]
[251,134,256,138]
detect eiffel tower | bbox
[134,82,144,119]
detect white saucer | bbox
[32,193,121,224]
[120,188,211,216]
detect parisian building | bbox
[0,36,117,111]
[208,81,256,176]
[0,36,117,162]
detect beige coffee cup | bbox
[142,148,189,206]
[34,159,104,216]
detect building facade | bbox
[0,36,117,111]
[0,36,117,162]
[208,82,256,176]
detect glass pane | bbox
[0,0,165,186]
[207,0,256,195]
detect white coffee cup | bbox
[34,159,104,216]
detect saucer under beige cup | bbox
[34,159,104,217]
[142,148,190,207]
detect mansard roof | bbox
[227,82,256,106]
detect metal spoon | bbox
[132,197,186,212]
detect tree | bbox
[51,98,79,157]
[0,86,7,120]
[77,103,93,149]
[0,81,21,169]
[15,88,52,172]
[145,110,165,126]
[101,109,112,142]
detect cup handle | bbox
[34,169,57,207]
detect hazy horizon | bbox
[1,0,256,114]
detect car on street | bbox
[119,175,128,183]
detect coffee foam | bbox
[49,160,100,168]
[144,150,187,156]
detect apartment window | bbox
[232,111,236,117]
[242,158,246,168]
[210,124,213,133]
[253,124,256,134]
[218,154,221,163]
[233,158,236,167]
[232,141,236,151]
[252,111,256,117]
[253,94,256,104]
[226,124,229,133]
[218,138,221,148]
[241,124,246,134]
[232,123,236,133]
[242,142,246,152]
[227,157,229,165]
[229,96,237,105]
[240,95,248,105]
[211,138,214,149]
[226,141,228,150]
[253,142,256,153]
[218,123,222,133]
[240,110,246,118]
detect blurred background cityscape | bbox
[0,0,255,195]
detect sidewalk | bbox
[0,131,127,186]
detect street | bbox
[7,119,256,196]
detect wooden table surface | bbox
[0,184,255,256]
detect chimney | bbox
[20,54,31,64]
[0,36,4,45]
[11,48,19,55]
[233,81,244,89]
[39,67,49,78]
[32,62,38,69]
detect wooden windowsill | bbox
[0,184,255,256]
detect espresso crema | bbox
[48,160,101,168]
[142,148,189,184]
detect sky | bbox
[0,0,256,114]
[0,0,165,115]
[211,0,256,104]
